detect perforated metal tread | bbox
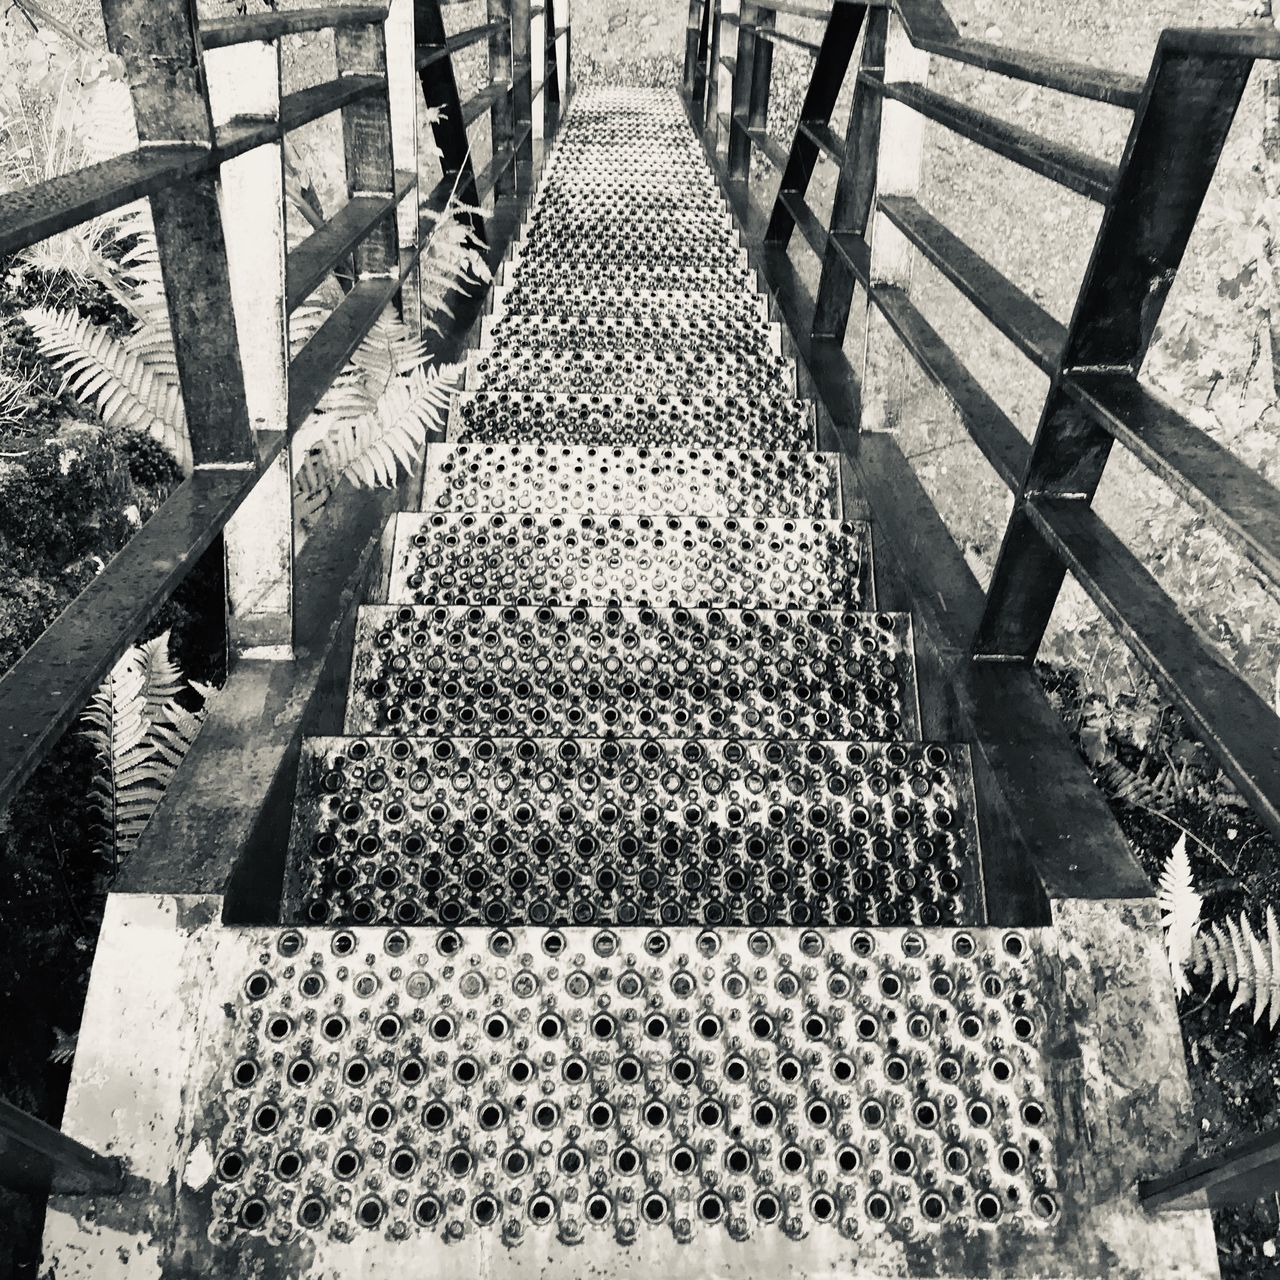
[345,604,919,740]
[480,313,780,357]
[207,924,1059,1253]
[447,391,814,449]
[500,259,757,294]
[419,445,840,518]
[488,284,770,324]
[284,736,983,928]
[386,513,873,610]
[465,347,795,397]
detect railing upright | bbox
[811,4,886,342]
[858,10,928,433]
[727,4,759,183]
[512,0,535,190]
[487,0,517,201]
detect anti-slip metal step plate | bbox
[206,925,1059,1256]
[448,391,814,450]
[419,445,839,518]
[480,313,781,358]
[503,260,757,295]
[346,604,918,740]
[464,348,796,398]
[284,736,982,928]
[386,513,872,611]
[488,285,770,324]
[508,235,748,275]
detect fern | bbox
[1192,908,1280,1028]
[1157,834,1202,997]
[81,631,214,869]
[21,305,191,473]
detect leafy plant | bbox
[80,629,214,870]
[1159,835,1280,1027]
[21,302,190,470]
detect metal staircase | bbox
[38,83,1215,1278]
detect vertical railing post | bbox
[859,10,928,431]
[387,0,422,334]
[100,0,255,467]
[203,32,294,658]
[544,0,562,141]
[512,0,535,190]
[727,3,758,183]
[705,0,722,144]
[487,0,516,199]
[560,0,572,110]
[812,5,887,343]
[335,18,401,275]
[690,0,712,125]
[101,0,294,659]
[684,0,704,97]
[415,0,486,239]
[531,3,546,150]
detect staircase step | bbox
[480,312,782,356]
[499,257,757,294]
[447,390,815,449]
[385,513,873,610]
[488,284,770,323]
[419,444,840,517]
[508,236,749,276]
[345,604,919,739]
[207,923,1060,1251]
[464,346,794,397]
[284,736,984,927]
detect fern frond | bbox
[22,305,191,473]
[134,630,185,726]
[1193,910,1280,1027]
[1156,834,1202,998]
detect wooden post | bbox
[511,0,534,190]
[335,20,400,275]
[859,11,928,432]
[487,0,516,200]
[415,0,486,239]
[544,0,562,141]
[0,1098,123,1194]
[727,3,758,183]
[203,34,294,659]
[684,0,703,98]
[812,5,887,342]
[100,0,256,466]
[705,0,722,145]
[1141,1125,1280,1211]
[386,0,422,333]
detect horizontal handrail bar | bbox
[462,80,512,127]
[866,75,1116,202]
[0,462,271,815]
[1063,372,1280,589]
[733,110,789,170]
[878,194,1065,372]
[554,24,569,38]
[827,227,1031,488]
[0,1098,124,1194]
[753,0,834,18]
[1140,1124,1280,1211]
[415,20,503,70]
[744,23,821,55]
[201,5,388,50]
[288,246,420,430]
[778,189,826,255]
[281,73,387,131]
[875,284,1032,490]
[0,145,208,257]
[798,119,844,163]
[286,170,416,312]
[531,77,546,101]
[893,0,1141,107]
[1025,496,1280,839]
[922,37,1143,109]
[721,53,737,74]
[476,125,533,201]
